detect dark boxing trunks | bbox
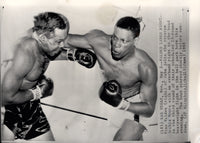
[4,100,50,140]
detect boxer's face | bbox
[111,26,135,61]
[42,28,68,58]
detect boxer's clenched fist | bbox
[66,48,97,68]
[30,75,54,101]
[99,80,130,110]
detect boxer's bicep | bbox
[139,64,157,111]
[67,30,107,50]
[2,47,34,104]
[140,84,157,111]
[3,69,23,101]
[66,34,92,49]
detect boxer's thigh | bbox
[113,119,145,141]
[1,106,15,141]
[1,124,15,141]
[29,129,55,141]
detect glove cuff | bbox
[30,86,42,101]
[66,48,77,61]
[116,98,130,111]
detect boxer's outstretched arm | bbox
[127,63,158,117]
[54,33,93,60]
[66,34,92,49]
[2,46,34,105]
[65,29,106,50]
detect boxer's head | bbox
[116,16,140,38]
[33,12,69,60]
[111,17,140,61]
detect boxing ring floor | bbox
[40,61,158,142]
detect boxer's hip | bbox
[4,100,50,139]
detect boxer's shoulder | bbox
[138,61,157,85]
[23,37,38,47]
[88,29,106,36]
[13,38,37,68]
[17,37,38,52]
[87,29,109,41]
[136,49,157,70]
[16,38,40,60]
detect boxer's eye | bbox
[111,35,117,41]
[56,40,61,44]
[121,39,128,44]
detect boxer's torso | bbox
[89,33,145,98]
[17,36,50,90]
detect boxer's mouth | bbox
[112,50,120,55]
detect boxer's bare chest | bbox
[93,37,142,89]
[98,53,140,89]
[20,55,50,89]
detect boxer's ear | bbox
[134,37,139,42]
[133,37,140,47]
[39,33,48,43]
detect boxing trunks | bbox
[4,100,50,140]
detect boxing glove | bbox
[30,75,54,101]
[66,48,97,68]
[99,80,122,107]
[99,80,130,110]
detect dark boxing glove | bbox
[30,75,54,101]
[66,48,97,68]
[99,80,130,110]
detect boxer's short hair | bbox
[116,16,140,38]
[33,12,69,37]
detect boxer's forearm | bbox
[53,49,69,60]
[126,102,154,117]
[54,47,97,68]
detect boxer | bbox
[2,11,96,141]
[65,16,158,141]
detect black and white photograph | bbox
[0,0,199,142]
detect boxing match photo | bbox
[1,0,192,142]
